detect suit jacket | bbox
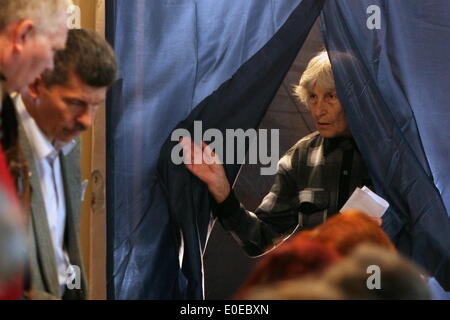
[18,121,88,300]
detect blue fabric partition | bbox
[321,0,450,290]
[106,0,450,299]
[105,0,312,300]
[157,0,325,299]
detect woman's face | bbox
[307,85,351,138]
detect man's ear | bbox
[27,77,44,99]
[11,20,35,53]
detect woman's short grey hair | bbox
[0,0,72,33]
[293,51,336,105]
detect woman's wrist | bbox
[208,179,231,204]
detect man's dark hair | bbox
[42,28,118,88]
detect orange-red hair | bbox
[235,210,395,299]
[235,235,340,299]
[310,210,395,256]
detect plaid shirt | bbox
[215,131,373,256]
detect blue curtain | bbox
[106,0,450,299]
[321,0,450,290]
[106,0,313,300]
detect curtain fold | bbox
[157,0,324,299]
[106,0,450,299]
[321,0,450,290]
[106,0,319,299]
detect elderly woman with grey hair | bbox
[181,51,373,257]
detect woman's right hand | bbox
[180,137,231,203]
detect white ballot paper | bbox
[340,186,389,218]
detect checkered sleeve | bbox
[215,152,301,257]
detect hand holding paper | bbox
[340,186,389,219]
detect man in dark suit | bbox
[14,29,117,299]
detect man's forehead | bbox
[56,83,107,103]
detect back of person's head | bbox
[322,244,431,300]
[243,244,430,300]
[243,278,345,300]
[0,0,72,33]
[311,210,395,256]
[41,28,118,89]
[235,234,340,299]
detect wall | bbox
[71,0,106,300]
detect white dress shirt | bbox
[15,96,77,296]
